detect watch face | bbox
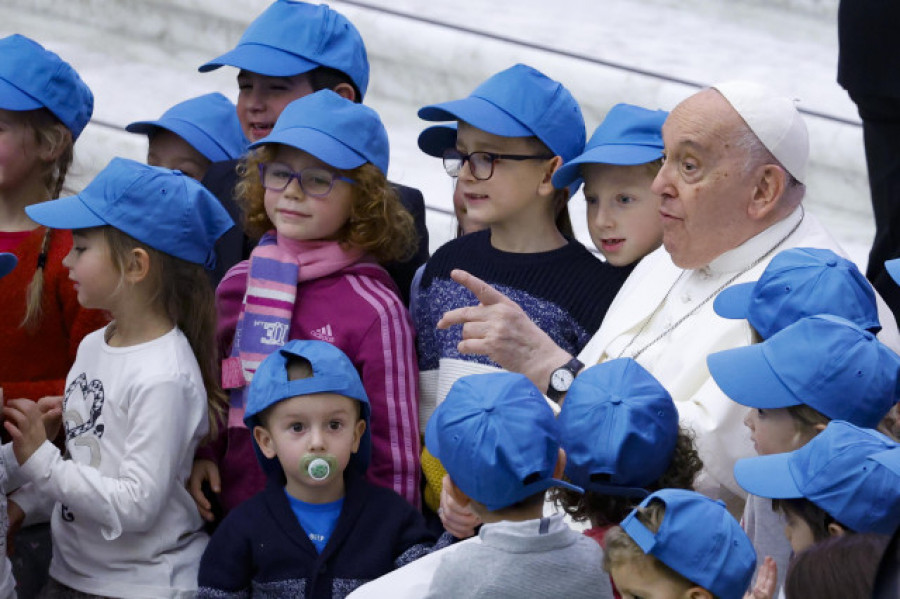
[551,368,575,391]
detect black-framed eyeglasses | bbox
[258,162,355,197]
[442,148,554,181]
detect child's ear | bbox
[37,123,71,163]
[553,447,567,480]
[350,419,366,453]
[445,476,471,508]
[537,155,564,193]
[123,248,151,284]
[331,82,357,103]
[684,587,714,599]
[253,426,277,459]
[827,522,847,538]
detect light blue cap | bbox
[0,34,94,139]
[249,89,389,175]
[425,372,582,511]
[25,158,234,269]
[552,103,667,189]
[126,93,248,162]
[199,0,369,99]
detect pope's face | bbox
[651,90,760,269]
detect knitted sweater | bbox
[0,228,109,400]
[198,472,442,599]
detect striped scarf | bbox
[222,231,365,427]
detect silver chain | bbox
[616,207,805,360]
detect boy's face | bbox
[263,145,354,242]
[147,130,211,181]
[253,392,366,504]
[582,163,663,267]
[454,122,557,235]
[743,407,806,455]
[610,558,698,599]
[236,70,315,141]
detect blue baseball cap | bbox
[707,314,899,429]
[24,158,234,269]
[418,64,586,165]
[199,0,369,99]
[734,420,900,535]
[552,103,667,189]
[559,359,678,497]
[620,489,756,599]
[714,247,880,339]
[425,372,582,511]
[417,124,457,158]
[886,258,900,286]
[0,253,17,279]
[126,93,248,163]
[245,339,372,475]
[0,34,94,140]
[249,89,389,175]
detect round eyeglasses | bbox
[442,148,554,181]
[258,162,355,197]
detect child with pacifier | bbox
[199,340,441,598]
[192,90,421,521]
[4,158,233,597]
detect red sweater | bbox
[0,228,109,400]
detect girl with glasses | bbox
[189,90,423,524]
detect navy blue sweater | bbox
[198,472,441,598]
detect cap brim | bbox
[886,259,900,287]
[733,453,802,498]
[127,119,231,163]
[707,344,801,409]
[249,128,367,170]
[585,480,650,499]
[199,44,319,76]
[0,77,43,111]
[0,253,17,279]
[552,145,663,189]
[713,282,755,319]
[418,97,533,138]
[418,125,457,158]
[25,195,108,230]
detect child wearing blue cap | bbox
[604,489,756,599]
[554,360,702,549]
[197,0,429,295]
[0,34,109,404]
[553,103,669,268]
[414,63,632,513]
[424,371,614,599]
[708,313,900,593]
[190,90,422,521]
[3,158,234,597]
[198,340,444,598]
[126,93,247,181]
[734,421,900,555]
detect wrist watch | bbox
[547,357,584,402]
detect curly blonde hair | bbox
[235,145,417,264]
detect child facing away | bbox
[414,63,632,511]
[0,34,110,403]
[126,92,247,181]
[197,0,429,295]
[734,420,900,554]
[707,312,900,592]
[191,89,422,521]
[603,489,756,599]
[199,340,448,598]
[4,158,234,597]
[551,102,668,268]
[424,371,614,599]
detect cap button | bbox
[864,331,874,341]
[826,259,837,267]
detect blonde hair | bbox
[99,226,227,438]
[21,108,76,330]
[603,501,695,591]
[235,145,417,263]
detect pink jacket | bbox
[199,259,421,512]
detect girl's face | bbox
[743,407,806,455]
[63,229,122,312]
[0,109,44,194]
[783,508,818,554]
[263,145,354,243]
[610,558,697,599]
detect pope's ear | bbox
[747,163,786,220]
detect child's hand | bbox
[3,398,49,465]
[439,474,480,539]
[188,459,221,522]
[36,395,63,441]
[743,556,777,599]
